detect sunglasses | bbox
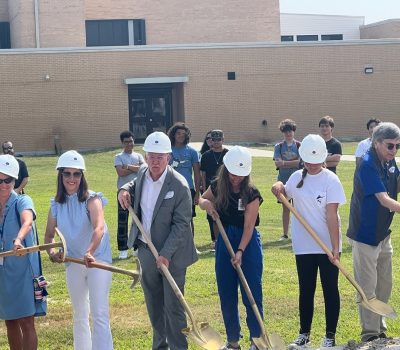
[62,171,83,179]
[2,146,13,150]
[0,177,14,184]
[384,142,400,151]
[212,138,222,142]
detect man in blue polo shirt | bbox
[347,122,400,342]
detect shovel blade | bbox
[360,298,397,319]
[182,322,224,350]
[253,333,286,350]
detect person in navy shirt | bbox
[347,122,400,342]
[167,122,201,250]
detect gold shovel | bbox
[128,207,224,350]
[62,256,141,289]
[0,227,67,258]
[216,219,286,350]
[279,193,397,319]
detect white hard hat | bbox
[0,155,19,179]
[56,150,86,170]
[299,134,328,164]
[223,146,252,176]
[143,132,172,153]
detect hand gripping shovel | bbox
[215,219,286,350]
[278,193,397,319]
[62,256,141,289]
[0,227,67,258]
[53,229,141,289]
[128,207,224,350]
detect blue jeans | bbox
[215,225,263,343]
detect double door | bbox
[128,85,172,142]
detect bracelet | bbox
[237,248,244,254]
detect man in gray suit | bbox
[118,131,198,350]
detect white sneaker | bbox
[118,250,128,259]
[196,248,201,255]
[131,248,138,257]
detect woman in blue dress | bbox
[0,155,39,350]
[44,150,113,350]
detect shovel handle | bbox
[128,207,202,333]
[0,242,63,258]
[64,256,138,278]
[215,219,271,348]
[278,193,369,300]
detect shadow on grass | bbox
[262,239,293,251]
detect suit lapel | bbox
[134,168,146,212]
[151,167,172,224]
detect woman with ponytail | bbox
[271,134,346,349]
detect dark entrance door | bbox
[128,84,172,142]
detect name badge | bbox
[238,199,245,211]
[172,160,179,168]
[0,257,3,266]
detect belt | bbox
[136,239,149,249]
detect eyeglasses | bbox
[384,142,400,151]
[62,171,83,178]
[147,154,168,162]
[0,177,13,184]
[212,138,222,142]
[2,146,13,150]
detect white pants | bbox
[66,263,113,350]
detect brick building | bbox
[0,0,399,153]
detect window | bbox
[296,35,318,42]
[86,19,146,47]
[0,22,11,49]
[281,35,294,42]
[321,34,343,41]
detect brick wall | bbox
[38,0,86,47]
[361,20,400,39]
[0,41,399,153]
[0,0,8,22]
[85,0,280,44]
[8,0,36,48]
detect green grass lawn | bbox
[0,148,399,349]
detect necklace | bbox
[213,151,223,165]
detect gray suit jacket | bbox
[122,165,198,270]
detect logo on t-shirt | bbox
[316,194,325,204]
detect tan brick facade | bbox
[0,0,8,22]
[8,0,36,48]
[5,0,280,48]
[85,0,280,44]
[361,20,400,39]
[0,42,399,153]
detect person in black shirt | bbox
[318,116,342,173]
[200,130,228,247]
[2,141,29,194]
[199,146,263,350]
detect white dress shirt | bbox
[139,167,168,242]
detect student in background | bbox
[355,118,381,166]
[273,119,301,240]
[114,131,145,259]
[318,116,342,173]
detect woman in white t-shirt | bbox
[272,134,346,350]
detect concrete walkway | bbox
[189,143,400,162]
